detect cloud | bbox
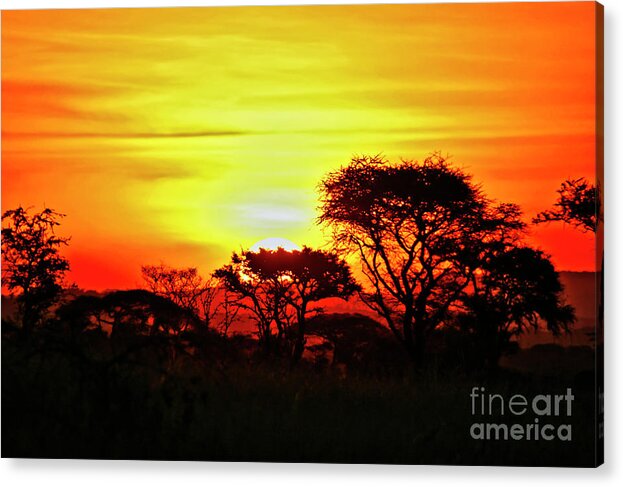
[1,78,131,135]
[3,130,248,139]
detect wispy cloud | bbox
[1,3,599,288]
[2,130,248,139]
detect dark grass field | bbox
[1,327,598,467]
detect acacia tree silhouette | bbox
[457,246,575,371]
[214,246,358,362]
[533,177,601,233]
[2,207,70,336]
[533,176,603,337]
[318,154,525,368]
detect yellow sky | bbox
[2,3,599,289]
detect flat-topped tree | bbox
[214,246,358,362]
[318,154,524,368]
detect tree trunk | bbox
[413,326,426,370]
[290,312,306,365]
[404,312,426,369]
[259,322,273,356]
[20,297,35,339]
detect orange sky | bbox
[2,3,599,290]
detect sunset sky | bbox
[2,2,599,290]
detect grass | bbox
[1,328,598,466]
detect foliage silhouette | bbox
[318,154,524,367]
[214,246,359,363]
[140,264,232,331]
[306,313,403,374]
[534,176,603,347]
[457,246,575,371]
[0,192,597,465]
[2,206,70,336]
[56,289,201,338]
[141,265,209,312]
[2,319,597,465]
[533,177,601,233]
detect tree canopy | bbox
[533,177,601,233]
[457,246,575,369]
[214,246,359,362]
[318,154,526,366]
[2,207,70,335]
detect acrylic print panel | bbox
[1,1,604,466]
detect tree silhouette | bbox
[457,246,575,370]
[306,313,400,373]
[141,264,224,330]
[318,154,524,367]
[56,289,201,338]
[533,177,601,233]
[2,207,70,336]
[214,246,359,362]
[533,176,603,340]
[213,288,242,337]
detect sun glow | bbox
[250,237,301,252]
[1,3,599,289]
